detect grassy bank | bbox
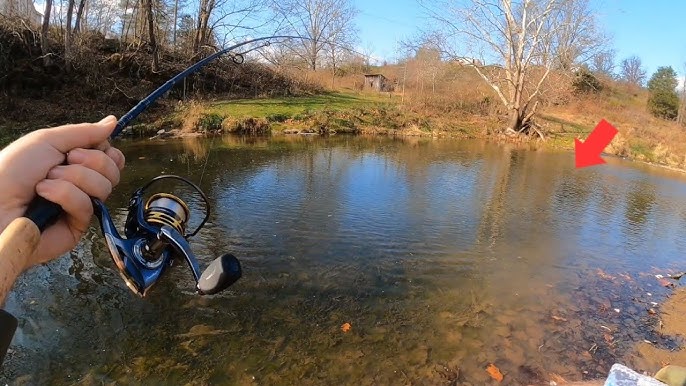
[162,86,686,174]
[206,92,395,118]
[168,91,498,139]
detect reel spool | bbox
[93,175,241,296]
[144,193,190,235]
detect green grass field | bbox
[207,92,396,118]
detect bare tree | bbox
[678,62,686,126]
[120,0,135,42]
[40,0,53,66]
[194,0,215,53]
[175,13,197,53]
[71,0,119,36]
[414,44,442,94]
[547,0,603,70]
[0,0,40,21]
[64,0,76,70]
[142,0,159,71]
[324,12,357,87]
[73,0,87,32]
[591,49,615,77]
[326,42,341,88]
[620,55,647,87]
[153,0,173,48]
[361,41,374,72]
[193,0,267,55]
[271,0,358,71]
[172,0,179,47]
[259,42,307,69]
[419,0,601,134]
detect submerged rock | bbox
[175,324,227,338]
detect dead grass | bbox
[180,101,206,133]
[221,117,270,135]
[542,83,686,169]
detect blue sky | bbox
[354,0,686,77]
[34,0,686,77]
[353,0,425,62]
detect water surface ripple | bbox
[3,136,686,385]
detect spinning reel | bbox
[93,175,241,296]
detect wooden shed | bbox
[363,74,393,92]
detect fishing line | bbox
[198,133,216,186]
[194,42,275,187]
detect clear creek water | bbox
[3,135,686,385]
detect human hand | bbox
[0,116,125,272]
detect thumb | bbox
[42,116,118,153]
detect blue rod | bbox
[113,35,298,138]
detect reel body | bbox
[93,175,241,296]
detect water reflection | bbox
[625,181,656,226]
[4,136,686,384]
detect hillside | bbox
[541,84,686,169]
[0,23,320,141]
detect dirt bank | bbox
[632,288,686,374]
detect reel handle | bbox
[158,226,242,295]
[198,254,242,295]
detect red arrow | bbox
[575,119,618,168]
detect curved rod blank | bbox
[112,35,302,138]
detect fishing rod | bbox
[114,35,303,137]
[0,34,307,300]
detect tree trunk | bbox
[309,40,317,70]
[504,66,528,132]
[40,0,53,66]
[136,0,148,40]
[330,46,336,89]
[507,108,525,132]
[432,71,436,94]
[120,0,129,41]
[131,0,140,42]
[172,0,179,48]
[143,0,159,72]
[73,0,86,33]
[401,62,407,104]
[678,79,686,127]
[64,0,76,71]
[678,101,686,127]
[331,66,335,89]
[193,0,214,55]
